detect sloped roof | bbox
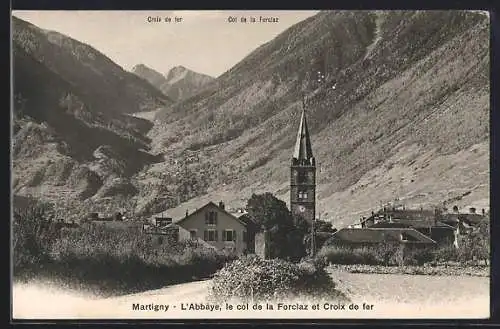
[293,108,314,161]
[385,209,436,219]
[143,222,180,234]
[442,213,486,226]
[229,211,248,219]
[330,228,436,244]
[230,212,259,227]
[174,201,249,227]
[371,219,455,229]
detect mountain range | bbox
[132,64,214,103]
[12,10,490,227]
[12,16,168,215]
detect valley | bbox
[12,10,490,228]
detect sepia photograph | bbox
[11,9,490,320]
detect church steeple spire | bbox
[290,93,316,227]
[293,95,314,165]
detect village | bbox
[81,199,487,259]
[59,98,488,263]
[11,10,491,319]
[12,89,489,319]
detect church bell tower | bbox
[290,97,316,225]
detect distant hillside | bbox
[146,10,489,227]
[132,64,214,102]
[12,16,167,218]
[12,11,490,228]
[131,64,168,91]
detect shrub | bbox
[430,244,459,263]
[317,243,435,266]
[208,255,348,303]
[245,193,307,262]
[13,209,236,295]
[317,245,386,265]
[12,201,55,275]
[404,247,435,266]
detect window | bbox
[400,233,410,241]
[298,191,308,199]
[205,211,218,226]
[297,171,306,183]
[204,229,218,242]
[242,230,247,242]
[223,229,237,242]
[189,230,197,239]
[156,218,172,227]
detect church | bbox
[254,102,318,259]
[290,102,316,226]
[145,100,318,258]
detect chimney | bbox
[482,208,485,216]
[219,201,225,210]
[185,209,189,217]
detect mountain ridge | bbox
[145,10,489,226]
[12,11,490,228]
[132,64,214,103]
[12,16,168,218]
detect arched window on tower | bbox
[298,190,308,200]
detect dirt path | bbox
[12,280,211,319]
[13,272,489,319]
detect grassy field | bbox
[328,263,489,277]
[329,269,489,313]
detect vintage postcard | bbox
[11,9,490,320]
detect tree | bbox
[458,217,490,265]
[303,219,337,255]
[246,193,292,229]
[315,219,336,233]
[246,193,307,261]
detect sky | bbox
[12,10,319,78]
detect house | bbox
[352,207,489,248]
[441,213,487,229]
[370,219,456,246]
[85,219,142,231]
[174,201,254,255]
[154,216,173,227]
[326,227,436,247]
[87,212,125,222]
[228,210,258,254]
[142,222,195,246]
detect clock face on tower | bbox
[298,205,306,213]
